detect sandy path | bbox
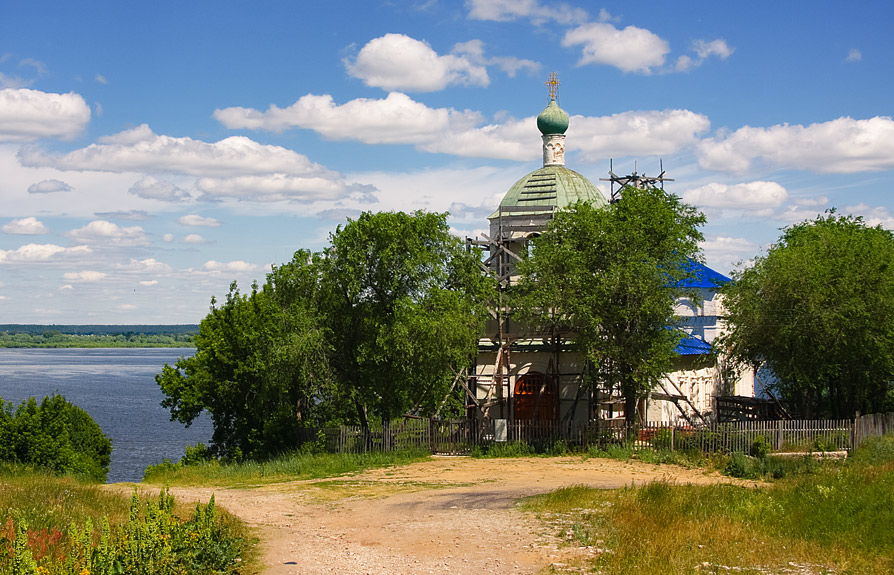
[135,457,745,574]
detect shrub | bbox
[750,434,771,459]
[0,395,111,482]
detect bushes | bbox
[0,396,111,482]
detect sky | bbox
[1,0,893,324]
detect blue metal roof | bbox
[675,332,713,355]
[674,259,731,289]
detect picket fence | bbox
[321,412,893,456]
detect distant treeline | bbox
[0,325,198,348]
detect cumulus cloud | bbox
[28,179,73,194]
[0,88,90,142]
[846,48,862,62]
[201,260,259,273]
[183,233,208,244]
[682,181,788,210]
[63,270,106,282]
[216,92,481,144]
[570,109,711,161]
[21,125,327,176]
[466,0,588,25]
[701,235,760,275]
[697,116,894,174]
[0,243,91,263]
[345,34,489,92]
[18,124,354,203]
[115,258,173,273]
[128,176,189,201]
[66,220,149,246]
[563,22,669,74]
[2,217,49,235]
[676,39,734,72]
[178,214,220,227]
[845,203,894,229]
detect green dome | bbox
[489,165,607,219]
[537,99,569,135]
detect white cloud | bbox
[94,210,152,221]
[139,280,158,286]
[570,109,711,161]
[697,116,894,174]
[2,217,49,235]
[128,175,188,201]
[845,203,894,229]
[18,124,355,203]
[28,179,73,194]
[563,22,669,74]
[791,195,829,207]
[178,214,220,227]
[466,0,588,25]
[21,125,328,177]
[345,34,489,92]
[195,174,351,202]
[676,39,734,72]
[218,92,707,163]
[682,181,788,210]
[115,258,173,273]
[0,88,90,142]
[95,73,108,85]
[63,270,106,282]
[215,92,481,145]
[183,233,207,244]
[846,48,862,62]
[701,235,760,275]
[117,304,136,310]
[201,260,259,273]
[452,39,540,78]
[66,220,149,246]
[0,243,91,263]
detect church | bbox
[467,77,755,427]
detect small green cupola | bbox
[537,98,569,135]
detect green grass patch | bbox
[0,470,256,574]
[142,447,432,487]
[523,435,894,575]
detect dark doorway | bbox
[513,371,556,421]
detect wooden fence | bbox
[321,413,893,456]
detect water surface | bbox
[0,348,212,483]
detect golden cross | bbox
[546,72,560,100]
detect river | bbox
[0,348,212,483]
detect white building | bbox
[468,84,754,426]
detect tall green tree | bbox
[157,251,333,460]
[158,211,493,457]
[720,212,894,418]
[513,187,705,425]
[319,210,492,427]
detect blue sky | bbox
[1,0,893,324]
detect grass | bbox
[0,466,258,574]
[0,465,129,534]
[142,447,432,487]
[522,435,894,575]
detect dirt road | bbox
[153,456,741,574]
